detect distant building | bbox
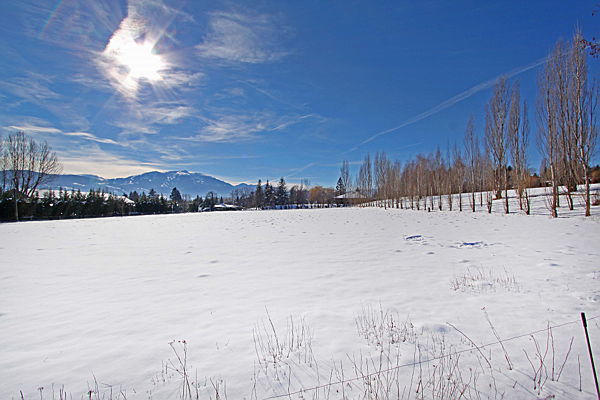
[207,203,243,212]
[334,190,367,206]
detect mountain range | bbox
[40,170,254,198]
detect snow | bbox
[0,203,599,399]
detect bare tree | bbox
[452,143,466,212]
[391,160,402,208]
[571,31,598,216]
[402,160,416,210]
[485,77,511,213]
[507,83,531,214]
[357,153,373,202]
[3,131,62,221]
[374,151,393,208]
[538,33,598,217]
[538,44,561,217]
[443,145,454,211]
[556,38,579,210]
[297,179,310,206]
[434,148,445,211]
[464,116,479,212]
[482,152,495,213]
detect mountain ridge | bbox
[40,170,254,198]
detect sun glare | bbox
[117,41,165,81]
[100,17,172,97]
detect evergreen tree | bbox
[335,177,346,196]
[275,177,288,206]
[264,180,275,207]
[170,187,183,203]
[254,179,264,208]
[129,191,140,202]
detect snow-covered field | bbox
[1,202,599,399]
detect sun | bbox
[116,41,166,81]
[101,18,172,97]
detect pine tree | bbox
[170,187,183,203]
[264,180,275,207]
[335,177,345,196]
[275,177,288,206]
[254,179,264,208]
[129,191,140,202]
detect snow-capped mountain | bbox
[41,170,254,197]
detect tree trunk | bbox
[504,168,509,214]
[550,164,558,218]
[585,173,591,217]
[13,191,19,221]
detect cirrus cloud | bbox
[6,123,120,146]
[196,10,288,64]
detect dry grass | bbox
[450,267,519,293]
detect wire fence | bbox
[261,314,599,399]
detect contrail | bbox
[285,162,317,179]
[285,57,547,181]
[345,57,547,153]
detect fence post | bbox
[581,312,600,399]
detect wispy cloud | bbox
[112,120,159,136]
[347,58,547,153]
[2,118,195,175]
[214,87,246,99]
[70,73,116,93]
[196,114,282,143]
[58,144,168,178]
[26,0,124,52]
[4,124,60,134]
[110,101,197,136]
[0,72,60,107]
[6,123,121,145]
[158,71,204,90]
[61,131,119,145]
[141,103,196,125]
[182,113,314,143]
[0,72,94,132]
[197,10,288,64]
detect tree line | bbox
[339,32,598,217]
[229,177,343,209]
[0,184,192,221]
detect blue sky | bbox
[0,0,598,186]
